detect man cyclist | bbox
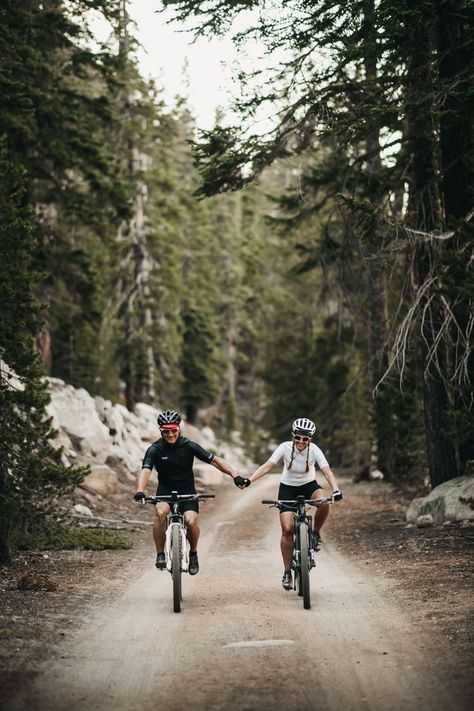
[247,417,342,590]
[133,409,248,575]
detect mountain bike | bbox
[145,491,215,612]
[261,494,338,610]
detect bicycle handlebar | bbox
[261,496,337,507]
[145,492,215,504]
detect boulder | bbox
[106,453,137,483]
[82,464,119,495]
[416,514,434,528]
[45,379,257,494]
[1,359,25,392]
[215,442,252,473]
[181,421,212,448]
[406,476,474,525]
[133,403,159,441]
[47,428,75,467]
[47,381,111,462]
[108,442,144,477]
[95,396,124,441]
[74,504,93,517]
[200,426,217,447]
[370,468,384,481]
[353,465,384,483]
[193,465,225,489]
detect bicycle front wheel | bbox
[171,525,182,612]
[299,522,311,609]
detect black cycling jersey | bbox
[142,436,214,491]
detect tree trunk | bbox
[186,402,198,424]
[132,185,156,404]
[0,462,12,564]
[361,0,394,477]
[406,4,458,487]
[437,0,474,474]
[437,0,474,221]
[118,7,156,406]
[36,322,52,374]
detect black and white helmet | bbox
[157,409,182,427]
[292,417,316,437]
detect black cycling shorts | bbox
[278,480,322,512]
[156,484,199,513]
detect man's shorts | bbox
[277,480,322,513]
[156,484,199,513]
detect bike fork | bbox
[180,525,189,572]
[165,522,189,572]
[165,524,174,572]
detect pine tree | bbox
[0,0,130,392]
[0,146,85,563]
[162,0,473,486]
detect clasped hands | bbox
[233,475,251,489]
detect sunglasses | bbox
[293,434,311,442]
[161,428,179,434]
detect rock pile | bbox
[45,378,253,515]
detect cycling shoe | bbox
[155,552,166,569]
[282,570,293,590]
[189,551,199,575]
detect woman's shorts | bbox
[277,480,322,513]
[156,484,199,513]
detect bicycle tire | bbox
[294,532,302,596]
[171,524,182,613]
[295,568,302,596]
[299,522,311,609]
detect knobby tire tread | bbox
[299,522,311,609]
[171,524,182,612]
[295,529,302,596]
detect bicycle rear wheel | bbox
[299,522,311,609]
[171,525,182,612]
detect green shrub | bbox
[18,524,131,551]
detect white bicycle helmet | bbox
[292,417,316,437]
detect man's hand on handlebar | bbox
[234,475,251,489]
[133,491,146,503]
[332,489,343,501]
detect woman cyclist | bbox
[248,417,342,590]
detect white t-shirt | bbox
[269,441,329,486]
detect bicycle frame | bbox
[164,504,189,573]
[291,499,315,574]
[145,490,215,612]
[262,494,336,609]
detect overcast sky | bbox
[127,1,243,129]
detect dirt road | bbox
[7,477,471,711]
